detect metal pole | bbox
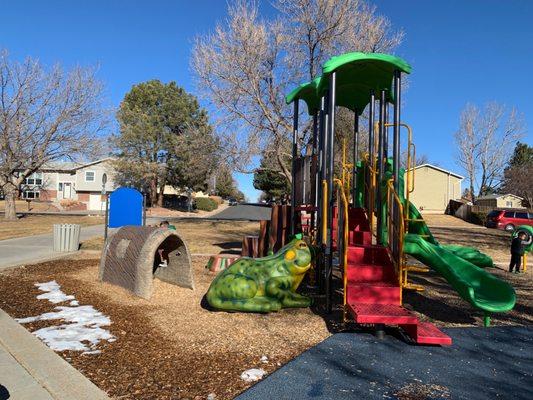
[367,91,375,210]
[376,89,386,245]
[326,72,337,314]
[317,97,326,244]
[311,112,319,234]
[290,100,299,236]
[393,71,401,192]
[104,194,109,242]
[393,70,402,259]
[352,109,359,206]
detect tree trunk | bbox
[149,178,158,207]
[3,185,18,220]
[157,183,165,207]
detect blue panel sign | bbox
[108,187,143,228]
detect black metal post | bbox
[376,89,386,245]
[352,109,359,206]
[393,71,401,192]
[311,112,319,234]
[104,194,109,242]
[367,91,375,210]
[393,70,402,258]
[317,96,327,247]
[326,72,336,314]
[290,100,299,236]
[317,95,327,294]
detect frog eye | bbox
[298,242,307,249]
[285,250,296,261]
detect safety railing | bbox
[386,179,405,303]
[334,178,350,321]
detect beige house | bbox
[19,158,117,211]
[475,194,525,209]
[404,164,463,214]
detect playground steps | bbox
[344,208,452,346]
[347,303,417,325]
[401,322,453,346]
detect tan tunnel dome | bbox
[99,226,194,299]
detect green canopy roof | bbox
[285,52,411,116]
[285,76,322,116]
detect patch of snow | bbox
[35,281,75,304]
[240,368,266,382]
[207,394,216,400]
[260,355,268,363]
[16,282,115,354]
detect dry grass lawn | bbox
[0,200,59,213]
[80,220,259,255]
[0,215,104,241]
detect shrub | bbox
[209,195,224,205]
[470,211,487,226]
[195,197,218,212]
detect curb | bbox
[0,308,110,400]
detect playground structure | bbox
[100,226,194,299]
[282,52,516,345]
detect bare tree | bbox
[0,50,107,220]
[502,164,533,207]
[191,0,402,183]
[454,102,525,202]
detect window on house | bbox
[85,171,95,182]
[25,172,43,186]
[22,190,40,199]
[506,201,513,207]
[58,182,63,191]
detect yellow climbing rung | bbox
[403,283,425,292]
[405,265,430,273]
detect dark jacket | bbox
[511,237,525,256]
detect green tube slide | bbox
[365,160,517,315]
[403,233,516,313]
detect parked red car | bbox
[486,210,533,231]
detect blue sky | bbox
[1,0,531,201]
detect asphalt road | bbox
[209,203,272,221]
[237,326,533,400]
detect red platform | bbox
[342,207,452,346]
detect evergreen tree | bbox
[113,80,218,206]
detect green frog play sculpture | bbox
[206,235,312,312]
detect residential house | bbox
[19,158,117,211]
[404,164,463,213]
[475,194,525,209]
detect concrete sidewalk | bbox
[0,309,109,400]
[0,225,104,270]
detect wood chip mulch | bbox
[0,257,330,400]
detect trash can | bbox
[53,224,81,252]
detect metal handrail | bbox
[334,178,349,321]
[386,179,405,304]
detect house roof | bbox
[40,158,113,172]
[407,164,464,180]
[477,193,524,200]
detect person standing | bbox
[509,232,527,273]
